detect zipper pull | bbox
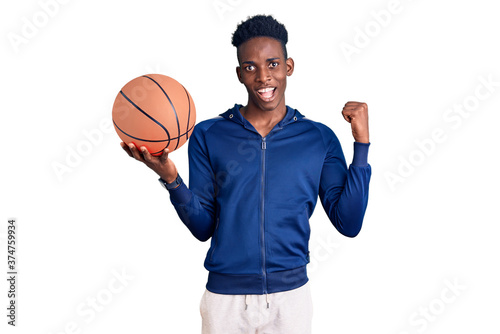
[262,139,267,150]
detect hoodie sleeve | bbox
[167,124,217,241]
[319,129,371,237]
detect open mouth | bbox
[257,87,276,101]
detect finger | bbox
[160,148,170,164]
[343,106,365,115]
[140,146,153,162]
[121,142,133,157]
[344,102,366,110]
[347,102,368,111]
[128,143,144,161]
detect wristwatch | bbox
[158,174,183,190]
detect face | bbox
[236,36,294,113]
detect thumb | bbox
[342,112,351,123]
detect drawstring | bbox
[244,294,270,310]
[245,295,250,310]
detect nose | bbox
[256,67,271,83]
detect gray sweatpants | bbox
[200,282,313,334]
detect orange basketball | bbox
[112,74,196,155]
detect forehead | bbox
[238,36,284,62]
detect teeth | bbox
[258,87,274,93]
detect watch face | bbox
[159,178,169,189]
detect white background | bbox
[1,0,499,333]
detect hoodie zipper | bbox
[261,137,268,295]
[226,107,294,297]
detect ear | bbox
[286,57,294,76]
[236,66,243,83]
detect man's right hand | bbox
[121,142,179,183]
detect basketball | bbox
[112,74,196,155]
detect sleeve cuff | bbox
[352,142,370,167]
[168,181,192,204]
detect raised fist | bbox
[341,101,369,143]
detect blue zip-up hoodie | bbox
[168,104,371,295]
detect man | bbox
[122,14,371,334]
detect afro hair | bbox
[232,15,288,60]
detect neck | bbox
[240,100,287,137]
[240,100,287,124]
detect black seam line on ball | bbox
[142,75,180,150]
[113,119,194,142]
[119,90,171,143]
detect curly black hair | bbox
[232,15,288,61]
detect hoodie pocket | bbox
[267,204,311,269]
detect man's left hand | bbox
[342,101,369,143]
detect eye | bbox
[269,62,279,68]
[245,65,255,71]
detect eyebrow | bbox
[242,57,281,65]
